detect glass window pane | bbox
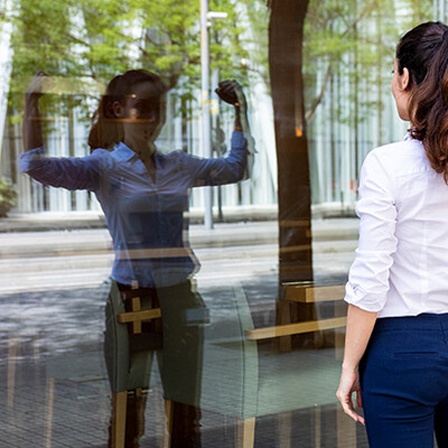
[0,1,436,447]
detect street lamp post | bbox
[200,1,227,230]
[200,0,213,229]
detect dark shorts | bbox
[104,279,207,406]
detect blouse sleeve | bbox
[20,147,104,192]
[185,131,248,186]
[344,149,398,312]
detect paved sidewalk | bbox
[0,212,359,254]
[0,216,358,294]
[0,212,366,447]
[0,282,368,448]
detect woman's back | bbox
[352,136,448,317]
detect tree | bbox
[303,0,433,127]
[8,0,253,102]
[4,0,259,213]
[268,0,435,284]
[268,0,312,284]
[266,0,434,350]
[267,0,313,350]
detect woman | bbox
[337,21,448,448]
[21,69,250,447]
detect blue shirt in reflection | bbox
[20,131,248,288]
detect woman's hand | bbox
[336,366,365,425]
[215,80,248,132]
[215,80,247,113]
[23,71,51,150]
[26,71,53,98]
[336,304,377,426]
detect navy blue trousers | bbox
[359,313,448,448]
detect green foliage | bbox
[6,0,260,124]
[0,178,17,218]
[6,0,435,132]
[303,0,434,127]
[233,0,269,87]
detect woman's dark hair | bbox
[396,21,448,181]
[88,69,167,150]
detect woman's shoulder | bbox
[365,138,427,173]
[89,147,122,172]
[371,136,422,156]
[90,147,111,157]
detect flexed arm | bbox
[23,71,51,151]
[215,80,255,178]
[21,72,101,191]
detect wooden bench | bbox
[269,282,346,351]
[191,283,349,448]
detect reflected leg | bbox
[124,390,148,448]
[105,282,162,447]
[157,280,207,448]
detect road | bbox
[0,220,357,294]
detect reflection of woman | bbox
[21,69,250,447]
[337,22,448,448]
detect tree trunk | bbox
[269,0,315,350]
[269,0,312,284]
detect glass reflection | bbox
[20,69,251,447]
[1,1,434,447]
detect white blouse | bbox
[345,135,448,318]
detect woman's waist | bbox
[376,312,448,331]
[114,246,193,260]
[112,261,198,289]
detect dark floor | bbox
[1,282,368,448]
